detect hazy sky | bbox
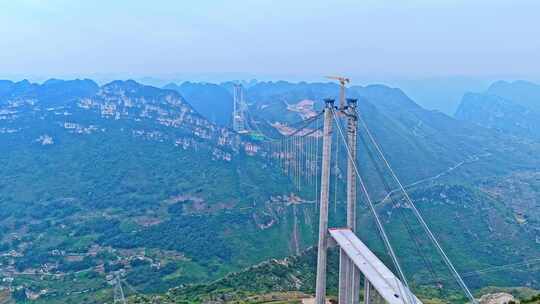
[1,0,539,81]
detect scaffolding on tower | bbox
[233,84,248,134]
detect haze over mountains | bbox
[0,77,539,303]
[3,0,540,303]
[456,81,540,139]
[1,75,503,115]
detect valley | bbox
[0,79,539,303]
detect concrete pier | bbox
[315,99,335,304]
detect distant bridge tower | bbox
[315,97,423,304]
[233,84,248,133]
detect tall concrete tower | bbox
[233,84,248,133]
[315,98,335,304]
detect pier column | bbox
[315,99,335,304]
[347,98,359,304]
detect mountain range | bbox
[0,78,539,303]
[456,80,540,139]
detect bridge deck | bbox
[329,228,422,304]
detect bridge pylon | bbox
[314,95,421,303]
[339,98,360,304]
[315,98,335,304]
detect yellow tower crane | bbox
[326,75,350,110]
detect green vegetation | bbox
[0,121,302,302]
[129,248,471,304]
[523,294,540,303]
[2,79,540,303]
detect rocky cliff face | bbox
[0,80,271,159]
[479,293,516,304]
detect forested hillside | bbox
[0,79,309,303]
[1,79,539,303]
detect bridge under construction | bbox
[264,78,479,304]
